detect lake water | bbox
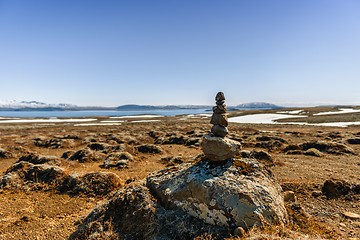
[0,109,211,118]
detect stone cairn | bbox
[201,92,241,161]
[210,92,228,137]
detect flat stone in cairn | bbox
[210,113,228,127]
[202,92,241,161]
[202,134,240,161]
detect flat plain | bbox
[0,107,359,239]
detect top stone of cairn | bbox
[215,92,225,101]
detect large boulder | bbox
[147,159,288,230]
[201,134,241,161]
[70,159,288,239]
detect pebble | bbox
[353,222,360,228]
[233,226,246,237]
[283,191,296,203]
[311,190,322,198]
[343,211,360,220]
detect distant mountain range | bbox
[233,102,283,110]
[0,100,283,111]
[0,100,78,111]
[116,104,211,111]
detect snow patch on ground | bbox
[229,113,360,127]
[130,120,161,123]
[277,110,304,114]
[110,115,163,119]
[180,114,212,120]
[304,122,360,127]
[100,120,125,123]
[314,108,360,116]
[74,123,122,126]
[229,114,306,124]
[0,118,97,124]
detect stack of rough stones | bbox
[201,92,241,161]
[210,92,229,137]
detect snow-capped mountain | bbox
[235,102,282,109]
[0,100,77,109]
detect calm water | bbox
[0,109,210,118]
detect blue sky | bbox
[0,0,359,107]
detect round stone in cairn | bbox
[211,125,228,138]
[216,100,225,105]
[215,92,225,101]
[213,105,227,114]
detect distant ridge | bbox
[0,100,78,110]
[0,100,282,111]
[116,104,210,111]
[234,102,283,110]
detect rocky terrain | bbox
[0,109,359,239]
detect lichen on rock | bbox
[146,159,288,230]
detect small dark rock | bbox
[347,138,360,144]
[18,153,58,165]
[304,148,323,157]
[233,226,246,237]
[59,172,121,196]
[285,150,303,155]
[34,137,63,149]
[322,179,352,199]
[283,144,301,152]
[311,191,323,198]
[301,141,354,155]
[250,150,273,162]
[87,142,106,151]
[161,156,184,166]
[0,148,12,159]
[61,150,75,159]
[283,191,296,203]
[137,144,163,154]
[69,149,102,163]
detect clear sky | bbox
[0,0,359,107]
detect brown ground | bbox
[0,112,359,239]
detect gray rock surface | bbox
[202,133,240,161]
[147,159,288,229]
[70,158,288,239]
